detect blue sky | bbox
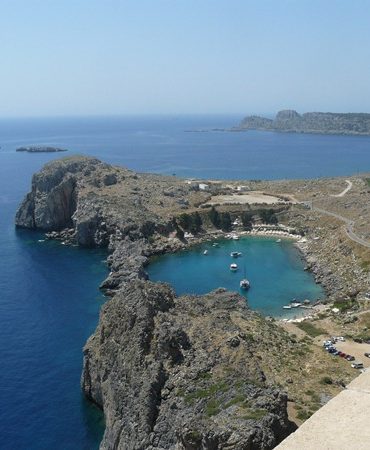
[1,0,369,117]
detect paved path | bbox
[330,179,353,197]
[276,369,370,449]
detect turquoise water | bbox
[148,237,325,318]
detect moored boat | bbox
[240,278,250,290]
[230,263,238,271]
[239,265,250,289]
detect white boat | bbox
[212,242,219,247]
[232,235,239,240]
[230,263,238,271]
[283,305,292,309]
[239,265,250,289]
[230,251,239,258]
[276,239,282,243]
[240,279,250,290]
[203,250,208,255]
[290,302,302,308]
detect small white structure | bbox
[198,183,209,191]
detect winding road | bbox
[306,180,370,249]
[330,179,353,197]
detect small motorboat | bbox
[203,250,208,255]
[230,263,238,271]
[283,305,292,309]
[232,235,239,240]
[230,251,243,258]
[276,239,282,243]
[240,278,250,290]
[212,242,219,247]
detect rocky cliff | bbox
[236,110,370,135]
[16,155,209,246]
[82,280,296,449]
[16,157,298,449]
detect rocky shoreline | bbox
[234,110,370,136]
[16,156,362,449]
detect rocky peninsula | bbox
[234,110,370,135]
[16,156,370,448]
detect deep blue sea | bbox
[0,115,370,449]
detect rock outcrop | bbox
[235,110,370,135]
[15,156,88,230]
[82,280,296,449]
[16,156,209,248]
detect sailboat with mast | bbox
[240,264,250,290]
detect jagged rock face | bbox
[15,157,103,231]
[15,162,81,230]
[82,281,296,449]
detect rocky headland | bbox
[234,110,370,135]
[16,156,370,448]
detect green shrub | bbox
[320,376,333,385]
[259,208,278,224]
[208,206,220,228]
[206,399,220,416]
[242,408,267,420]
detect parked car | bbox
[339,352,347,358]
[364,352,370,358]
[345,355,355,361]
[351,362,364,369]
[354,338,363,343]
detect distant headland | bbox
[16,146,68,153]
[234,110,370,135]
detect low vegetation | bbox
[296,321,326,337]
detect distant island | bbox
[234,110,370,135]
[16,146,68,153]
